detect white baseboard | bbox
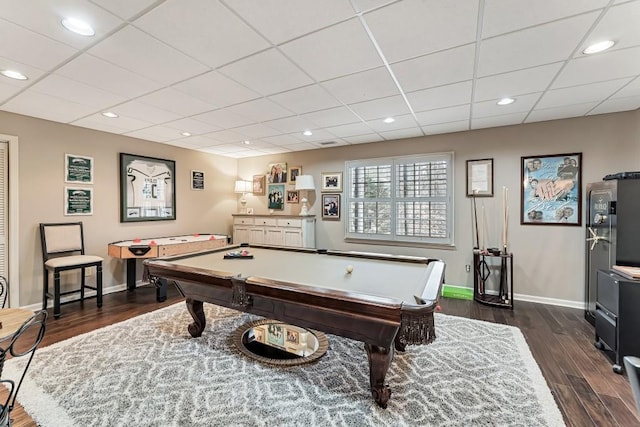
[443,284,584,310]
[21,282,131,312]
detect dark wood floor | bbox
[7,286,640,426]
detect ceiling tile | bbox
[365,114,418,132]
[125,125,182,142]
[172,71,260,108]
[262,116,318,134]
[406,81,472,113]
[56,54,162,98]
[553,46,640,89]
[588,95,640,115]
[30,74,126,109]
[537,78,632,109]
[88,26,209,85]
[421,120,469,135]
[391,44,476,92]
[299,106,362,128]
[296,129,338,143]
[526,102,599,123]
[348,95,410,121]
[325,122,375,138]
[0,59,46,96]
[0,80,23,103]
[202,129,247,144]
[71,112,153,133]
[482,0,608,38]
[321,67,399,104]
[579,1,640,54]
[2,90,92,122]
[133,0,269,68]
[477,12,599,77]
[218,49,313,96]
[474,63,563,101]
[224,0,355,45]
[379,127,424,140]
[0,0,124,49]
[112,100,181,124]
[160,117,222,136]
[473,92,541,118]
[136,87,215,116]
[232,123,281,140]
[364,0,479,62]
[178,135,227,148]
[227,98,294,122]
[342,133,384,144]
[269,84,341,114]
[90,0,158,20]
[262,134,304,146]
[191,109,254,129]
[612,77,640,98]
[0,18,77,70]
[471,111,528,129]
[280,18,383,81]
[415,104,470,126]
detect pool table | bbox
[144,244,445,408]
[108,233,229,301]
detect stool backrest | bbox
[40,222,86,262]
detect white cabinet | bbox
[232,215,315,248]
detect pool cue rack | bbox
[473,251,514,309]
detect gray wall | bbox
[237,110,640,306]
[1,109,638,307]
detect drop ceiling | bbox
[1,0,639,158]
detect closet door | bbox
[0,142,7,280]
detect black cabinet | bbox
[473,252,513,309]
[595,270,640,373]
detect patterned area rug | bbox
[4,303,564,426]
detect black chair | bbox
[624,356,640,413]
[0,277,7,309]
[40,222,103,319]
[0,310,47,426]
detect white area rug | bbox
[4,303,565,426]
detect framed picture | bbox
[267,162,287,183]
[64,187,93,215]
[267,323,284,347]
[119,153,176,222]
[253,326,265,343]
[287,190,299,203]
[286,328,300,344]
[289,166,302,184]
[322,194,341,220]
[65,154,93,184]
[321,172,342,192]
[267,184,285,210]
[252,175,265,195]
[191,170,204,190]
[246,208,254,215]
[521,152,582,226]
[466,158,493,197]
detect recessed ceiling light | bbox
[61,17,95,36]
[243,140,251,145]
[0,69,28,80]
[497,97,516,106]
[303,130,313,136]
[583,40,615,55]
[102,112,118,118]
[383,117,395,124]
[181,131,192,137]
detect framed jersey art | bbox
[119,153,176,222]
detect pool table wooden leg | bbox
[365,343,394,408]
[185,298,205,337]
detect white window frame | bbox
[344,152,454,246]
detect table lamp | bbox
[295,175,316,216]
[234,180,252,213]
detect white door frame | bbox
[1,133,19,308]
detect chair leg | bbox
[80,267,86,301]
[53,271,61,319]
[96,263,103,308]
[42,269,49,311]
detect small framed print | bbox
[466,158,493,197]
[65,154,93,184]
[286,329,300,344]
[287,190,299,203]
[321,172,342,192]
[253,326,265,343]
[267,184,285,210]
[246,208,254,215]
[64,187,93,215]
[289,166,302,184]
[252,175,266,196]
[322,194,340,220]
[191,170,204,190]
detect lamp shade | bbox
[295,175,316,191]
[234,180,252,193]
